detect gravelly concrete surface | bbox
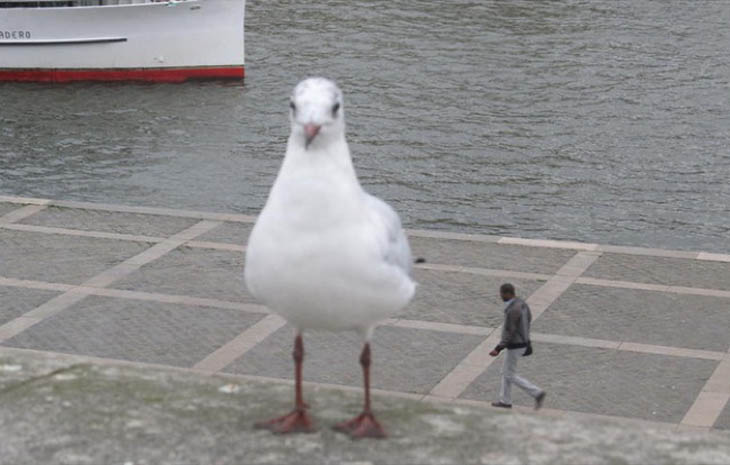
[404,269,543,326]
[1,199,730,445]
[409,236,574,274]
[535,284,730,352]
[3,296,266,367]
[460,343,718,423]
[113,246,253,302]
[0,203,18,217]
[196,222,254,245]
[0,286,61,327]
[715,401,730,431]
[1,350,729,465]
[225,325,485,394]
[584,253,730,291]
[0,229,151,285]
[19,206,199,238]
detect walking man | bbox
[489,283,546,410]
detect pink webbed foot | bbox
[255,408,315,434]
[333,411,387,439]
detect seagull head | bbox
[289,77,345,149]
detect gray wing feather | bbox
[364,194,412,274]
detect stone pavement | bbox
[1,195,729,447]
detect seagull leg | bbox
[255,333,315,433]
[333,343,387,439]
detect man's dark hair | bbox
[500,283,515,296]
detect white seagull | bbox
[244,77,416,439]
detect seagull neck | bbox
[283,136,359,185]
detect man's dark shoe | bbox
[491,401,512,409]
[535,391,546,410]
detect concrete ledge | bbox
[0,348,728,465]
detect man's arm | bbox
[493,305,520,353]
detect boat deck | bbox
[1,195,729,432]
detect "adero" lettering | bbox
[1,31,32,40]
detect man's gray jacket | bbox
[496,297,532,351]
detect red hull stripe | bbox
[0,66,244,83]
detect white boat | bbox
[0,0,244,82]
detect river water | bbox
[1,1,729,252]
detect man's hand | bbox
[523,343,533,357]
[489,349,500,357]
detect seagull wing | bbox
[364,193,412,275]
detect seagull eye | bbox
[289,101,296,112]
[332,102,340,116]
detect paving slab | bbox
[402,269,543,326]
[0,202,19,217]
[535,284,730,352]
[226,325,485,394]
[715,399,730,430]
[0,229,151,285]
[1,349,729,465]
[460,343,718,423]
[1,296,265,367]
[409,236,576,274]
[584,253,730,291]
[0,286,60,326]
[18,206,199,238]
[196,221,254,245]
[113,246,253,302]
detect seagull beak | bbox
[303,124,321,147]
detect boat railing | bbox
[0,0,185,7]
